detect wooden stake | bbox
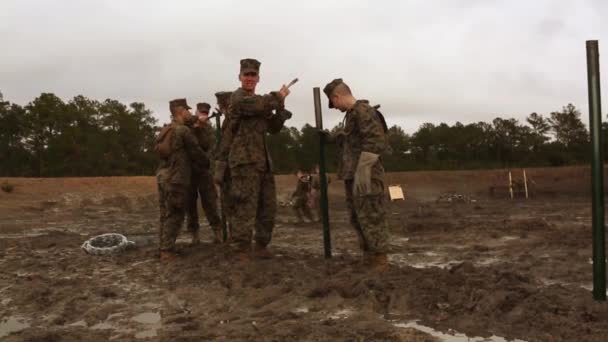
[509,171,514,200]
[523,170,529,199]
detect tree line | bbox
[0,91,602,177]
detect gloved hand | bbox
[278,109,292,121]
[353,152,379,196]
[213,161,227,185]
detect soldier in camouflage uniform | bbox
[216,58,292,260]
[291,171,314,223]
[185,102,222,244]
[213,91,234,239]
[156,98,209,261]
[322,79,389,271]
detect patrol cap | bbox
[240,58,261,74]
[323,78,345,109]
[196,102,211,113]
[169,98,191,112]
[214,91,232,108]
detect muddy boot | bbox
[160,250,178,262]
[369,253,389,273]
[212,230,223,244]
[190,231,201,245]
[253,243,273,259]
[233,243,251,263]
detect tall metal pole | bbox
[313,87,332,259]
[586,40,606,301]
[214,112,228,242]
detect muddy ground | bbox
[1,168,608,341]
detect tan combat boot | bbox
[212,227,223,244]
[190,231,201,245]
[233,243,251,263]
[160,250,178,262]
[253,243,274,259]
[370,253,389,273]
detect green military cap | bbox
[240,58,261,74]
[323,78,344,109]
[214,91,232,108]
[196,102,211,113]
[169,98,191,110]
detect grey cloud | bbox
[1,0,607,133]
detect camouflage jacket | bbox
[156,120,209,185]
[336,100,387,180]
[191,121,216,154]
[185,118,216,164]
[293,176,312,198]
[226,87,287,171]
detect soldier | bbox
[217,58,292,261]
[322,79,389,271]
[185,102,222,244]
[156,98,209,261]
[291,170,314,223]
[213,91,234,240]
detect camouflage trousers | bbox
[292,195,314,222]
[158,182,188,251]
[220,168,234,232]
[344,178,389,253]
[229,165,276,247]
[186,170,221,233]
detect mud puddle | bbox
[394,321,527,342]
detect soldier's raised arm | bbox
[229,89,285,118]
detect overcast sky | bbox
[1,0,607,132]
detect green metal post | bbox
[313,87,332,259]
[586,40,606,301]
[215,112,228,242]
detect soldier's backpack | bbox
[154,124,175,159]
[372,104,391,154]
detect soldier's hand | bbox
[278,109,292,120]
[279,85,291,99]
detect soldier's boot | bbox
[213,230,224,244]
[190,230,201,245]
[253,243,273,259]
[369,253,389,273]
[233,242,251,263]
[211,225,223,244]
[160,250,178,262]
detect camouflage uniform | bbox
[292,175,314,222]
[323,80,389,254]
[156,101,209,252]
[227,77,288,247]
[185,108,221,235]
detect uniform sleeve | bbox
[230,90,284,117]
[356,106,386,155]
[179,126,210,171]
